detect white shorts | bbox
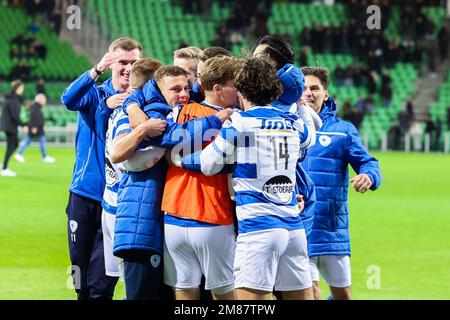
[101,210,124,278]
[234,228,312,292]
[309,255,351,288]
[164,223,236,292]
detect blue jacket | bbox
[114,80,223,258]
[302,98,382,256]
[122,79,204,114]
[61,71,119,202]
[272,64,315,236]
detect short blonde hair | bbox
[173,46,203,61]
[200,56,242,91]
[130,58,163,89]
[109,37,143,53]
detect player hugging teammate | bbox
[62,36,381,301]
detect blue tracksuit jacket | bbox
[61,71,120,202]
[302,98,382,256]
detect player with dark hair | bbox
[301,66,382,300]
[253,35,321,240]
[253,35,295,70]
[176,57,315,300]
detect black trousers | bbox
[66,192,118,300]
[3,132,18,170]
[123,250,169,300]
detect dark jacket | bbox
[28,102,45,137]
[1,91,23,134]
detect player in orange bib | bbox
[161,56,241,300]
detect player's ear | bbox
[213,84,221,94]
[324,90,329,101]
[237,92,245,110]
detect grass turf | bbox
[0,147,449,299]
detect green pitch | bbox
[0,147,449,300]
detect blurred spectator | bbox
[367,71,377,95]
[9,60,32,81]
[364,95,376,114]
[343,68,354,87]
[409,121,423,151]
[50,0,64,35]
[1,80,25,177]
[212,22,231,50]
[354,96,366,114]
[9,47,20,60]
[247,13,269,46]
[447,106,450,129]
[298,47,309,67]
[426,35,439,76]
[36,78,46,95]
[342,100,364,129]
[15,94,55,164]
[341,100,352,120]
[31,39,47,59]
[405,99,415,119]
[230,30,243,46]
[351,64,363,87]
[386,40,400,68]
[380,70,392,107]
[24,0,50,20]
[424,116,442,151]
[10,33,27,47]
[398,104,414,137]
[424,116,434,140]
[334,65,345,87]
[437,25,449,62]
[300,25,312,48]
[435,118,442,151]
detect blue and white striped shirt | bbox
[181,105,312,234]
[102,108,130,214]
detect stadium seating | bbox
[0,0,443,148]
[359,63,417,149]
[268,2,347,35]
[0,3,91,81]
[90,0,230,64]
[262,2,426,148]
